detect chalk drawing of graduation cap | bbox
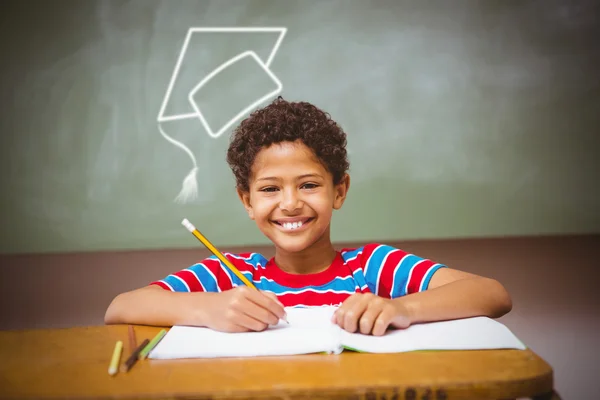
[157,27,287,204]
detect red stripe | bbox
[262,253,348,288]
[174,270,204,292]
[202,258,234,291]
[234,253,260,269]
[407,260,435,294]
[376,249,407,298]
[277,291,353,307]
[340,248,364,274]
[361,244,380,264]
[150,281,171,291]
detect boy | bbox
[105,97,512,336]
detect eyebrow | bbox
[256,174,323,182]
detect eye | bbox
[301,182,319,190]
[260,186,279,193]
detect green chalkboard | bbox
[1,0,598,254]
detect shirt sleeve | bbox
[150,254,237,293]
[361,243,447,298]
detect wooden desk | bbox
[0,325,558,400]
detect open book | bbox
[148,306,526,359]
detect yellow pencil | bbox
[182,218,255,288]
[108,340,123,376]
[181,218,288,323]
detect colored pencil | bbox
[122,338,149,372]
[128,325,137,351]
[138,329,167,360]
[108,340,123,376]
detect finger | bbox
[342,296,372,333]
[262,291,289,322]
[251,290,287,320]
[359,302,385,335]
[371,307,395,336]
[332,294,362,326]
[233,296,280,326]
[220,322,251,333]
[390,313,411,330]
[233,311,270,332]
[262,291,284,307]
[235,288,285,322]
[222,308,265,332]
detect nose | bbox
[279,187,302,212]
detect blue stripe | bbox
[249,275,357,294]
[163,275,189,292]
[204,255,255,288]
[215,261,238,287]
[351,268,368,292]
[420,264,446,291]
[341,247,367,289]
[364,245,395,293]
[390,254,423,298]
[188,262,219,292]
[206,254,268,287]
[224,253,268,270]
[341,247,363,263]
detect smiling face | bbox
[237,140,349,255]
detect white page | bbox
[149,306,340,359]
[340,316,527,353]
[285,305,338,328]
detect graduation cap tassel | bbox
[158,123,199,204]
[175,166,199,204]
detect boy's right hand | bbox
[201,286,286,333]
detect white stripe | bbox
[253,275,355,286]
[342,250,363,263]
[288,303,343,308]
[249,275,279,285]
[159,280,174,291]
[227,253,266,269]
[183,268,206,291]
[363,244,385,280]
[218,262,235,285]
[169,274,190,292]
[404,259,427,295]
[275,288,355,296]
[390,254,412,297]
[196,262,222,292]
[419,264,440,292]
[220,264,258,289]
[351,269,368,290]
[375,249,400,296]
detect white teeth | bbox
[282,221,304,230]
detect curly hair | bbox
[226,97,350,192]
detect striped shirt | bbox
[151,243,446,307]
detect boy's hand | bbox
[332,293,411,336]
[202,286,286,333]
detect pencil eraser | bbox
[181,218,196,232]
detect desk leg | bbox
[531,390,561,400]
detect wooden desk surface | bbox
[0,325,555,400]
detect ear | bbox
[333,173,350,210]
[236,187,255,220]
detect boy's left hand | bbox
[332,293,412,336]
